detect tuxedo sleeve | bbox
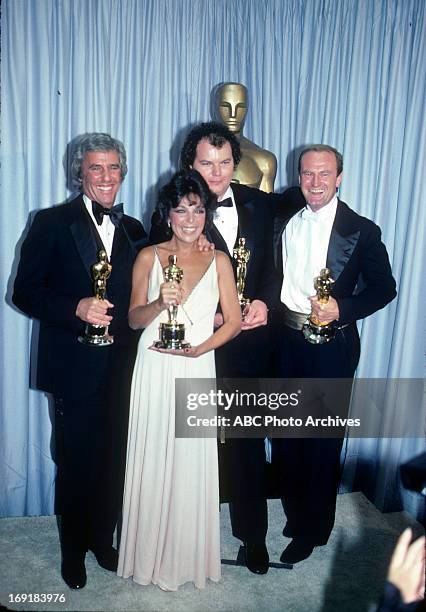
[13,211,83,331]
[335,223,397,325]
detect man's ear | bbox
[336,173,343,189]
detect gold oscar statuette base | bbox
[153,321,190,350]
[78,324,114,347]
[302,318,335,345]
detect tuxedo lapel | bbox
[276,200,360,282]
[111,223,126,260]
[326,201,360,282]
[108,225,131,304]
[69,197,100,280]
[120,215,148,257]
[231,186,255,275]
[235,201,255,251]
[208,223,231,256]
[70,203,147,282]
[110,218,148,288]
[327,228,359,282]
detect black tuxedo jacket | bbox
[274,188,397,325]
[209,184,280,377]
[13,195,147,394]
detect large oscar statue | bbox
[302,268,336,344]
[214,82,277,192]
[154,255,190,350]
[78,249,114,346]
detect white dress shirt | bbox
[83,194,115,259]
[213,186,239,254]
[281,195,338,314]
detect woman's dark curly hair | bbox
[180,121,241,170]
[154,169,217,237]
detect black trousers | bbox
[271,323,360,546]
[219,437,268,543]
[54,345,136,559]
[216,325,272,544]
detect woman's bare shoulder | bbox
[215,249,232,269]
[135,245,156,266]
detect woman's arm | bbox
[128,246,183,330]
[154,251,241,357]
[199,250,241,353]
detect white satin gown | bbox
[118,251,221,590]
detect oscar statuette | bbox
[154,255,190,349]
[302,268,336,344]
[78,249,114,346]
[233,237,250,314]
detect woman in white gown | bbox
[117,170,241,590]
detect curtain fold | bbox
[1,0,425,518]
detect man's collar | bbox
[303,194,338,219]
[218,186,233,203]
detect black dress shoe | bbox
[88,545,119,571]
[280,539,314,564]
[61,558,87,589]
[244,542,269,574]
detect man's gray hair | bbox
[298,144,343,176]
[70,133,128,187]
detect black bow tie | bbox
[216,197,233,208]
[92,201,124,227]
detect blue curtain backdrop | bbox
[1,0,425,519]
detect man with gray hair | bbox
[13,133,147,589]
[272,144,396,564]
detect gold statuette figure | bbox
[78,249,114,346]
[233,237,251,312]
[302,268,336,344]
[214,82,277,192]
[154,255,190,350]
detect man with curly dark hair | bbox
[173,121,279,575]
[180,121,242,172]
